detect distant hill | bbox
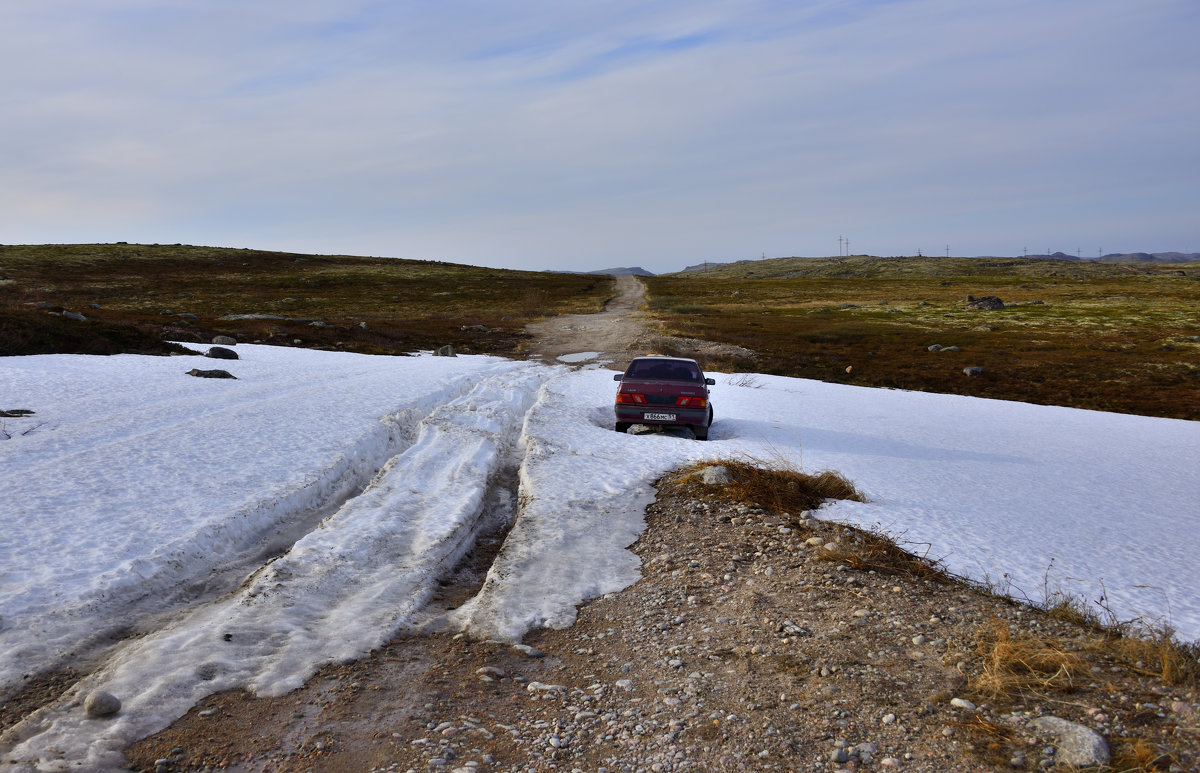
[678,261,733,272]
[1096,252,1200,263]
[1024,251,1199,263]
[588,267,655,276]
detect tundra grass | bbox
[644,257,1200,420]
[0,244,613,356]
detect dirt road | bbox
[523,274,655,370]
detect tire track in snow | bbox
[0,365,555,771]
[0,362,508,702]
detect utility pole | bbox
[845,238,850,256]
[945,244,950,258]
[838,235,843,256]
[1024,246,1028,258]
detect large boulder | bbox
[186,368,236,379]
[206,346,239,360]
[965,295,1005,310]
[212,335,237,346]
[1029,716,1110,768]
[700,465,732,485]
[84,690,121,718]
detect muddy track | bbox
[523,274,656,370]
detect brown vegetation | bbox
[0,243,613,357]
[644,256,1200,420]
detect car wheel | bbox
[615,422,631,434]
[694,406,713,441]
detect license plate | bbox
[644,412,676,421]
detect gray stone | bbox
[963,366,983,377]
[63,311,87,322]
[1029,716,1111,768]
[84,690,121,718]
[830,748,849,763]
[927,344,943,351]
[212,335,237,346]
[700,465,732,485]
[206,346,239,360]
[965,294,1005,310]
[435,345,457,357]
[186,368,237,379]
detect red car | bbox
[613,356,715,439]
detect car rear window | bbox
[626,360,702,382]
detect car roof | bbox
[629,355,700,364]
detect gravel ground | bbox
[121,467,1199,773]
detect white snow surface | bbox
[1,346,1198,769]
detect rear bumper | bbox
[615,405,708,427]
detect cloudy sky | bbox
[2,1,1197,272]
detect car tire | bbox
[694,406,713,441]
[615,422,631,434]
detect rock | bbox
[434,345,457,357]
[63,311,87,321]
[84,690,121,718]
[950,697,977,710]
[212,335,237,346]
[963,366,983,377]
[186,368,236,379]
[942,345,960,352]
[965,295,1005,310]
[700,466,731,485]
[1029,716,1111,768]
[526,681,565,693]
[461,324,489,332]
[830,748,849,763]
[927,344,943,351]
[206,346,239,360]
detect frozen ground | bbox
[1,345,1197,769]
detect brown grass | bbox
[1112,737,1178,772]
[1106,626,1200,687]
[645,257,1200,420]
[971,618,1085,698]
[0,243,614,357]
[702,457,866,514]
[814,529,954,583]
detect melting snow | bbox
[1,346,1197,769]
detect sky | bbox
[2,0,1197,273]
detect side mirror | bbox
[705,378,716,385]
[613,373,623,381]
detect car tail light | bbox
[616,393,646,405]
[675,396,707,407]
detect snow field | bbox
[2,348,1198,770]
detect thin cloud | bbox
[1,0,1196,269]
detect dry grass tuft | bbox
[691,457,865,515]
[1113,737,1177,772]
[971,619,1084,699]
[1107,626,1200,687]
[815,531,953,583]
